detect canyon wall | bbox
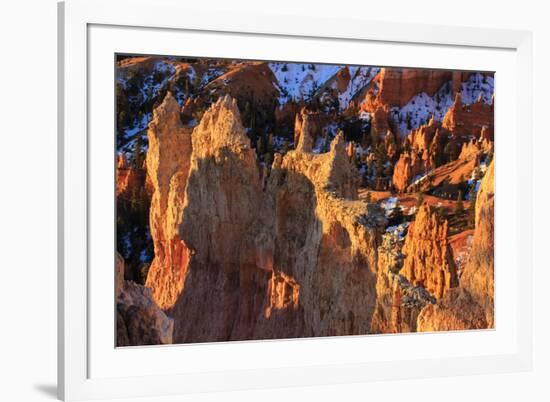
[142,94,389,343]
[376,68,452,107]
[131,89,494,343]
[442,93,494,139]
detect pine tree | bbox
[256,135,265,156]
[375,143,386,178]
[444,142,456,162]
[132,135,144,168]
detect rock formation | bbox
[458,137,493,161]
[459,159,495,325]
[442,93,494,139]
[144,92,193,309]
[205,62,280,109]
[293,107,329,148]
[116,254,174,346]
[415,288,487,331]
[392,151,424,193]
[368,104,396,143]
[407,117,440,163]
[401,204,458,300]
[371,68,453,108]
[140,93,388,343]
[260,132,385,339]
[171,95,268,342]
[371,231,435,334]
[334,66,352,92]
[116,58,496,345]
[116,153,149,199]
[416,161,494,331]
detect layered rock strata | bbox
[442,93,494,139]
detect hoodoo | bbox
[115,57,496,345]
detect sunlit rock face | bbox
[392,152,424,193]
[171,95,268,342]
[370,68,454,108]
[144,92,193,310]
[138,93,387,343]
[115,57,497,346]
[442,93,494,139]
[371,233,427,334]
[260,131,385,339]
[416,161,494,331]
[127,89,495,343]
[459,159,495,326]
[116,154,142,197]
[401,204,458,301]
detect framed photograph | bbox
[58,0,533,400]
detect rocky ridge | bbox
[141,93,390,342]
[116,59,496,345]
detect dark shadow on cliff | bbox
[170,156,318,344]
[170,150,379,344]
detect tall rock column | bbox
[172,95,269,343]
[457,160,495,326]
[263,132,385,338]
[144,92,193,310]
[401,204,458,300]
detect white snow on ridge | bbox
[390,72,494,137]
[392,82,454,136]
[124,113,151,139]
[269,62,343,104]
[460,73,494,104]
[335,66,379,110]
[269,63,380,109]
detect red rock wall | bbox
[377,68,453,107]
[442,93,494,139]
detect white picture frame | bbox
[58,0,533,400]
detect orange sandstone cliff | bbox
[402,204,459,300]
[142,94,390,343]
[416,160,494,331]
[144,92,193,309]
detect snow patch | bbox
[269,63,343,104]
